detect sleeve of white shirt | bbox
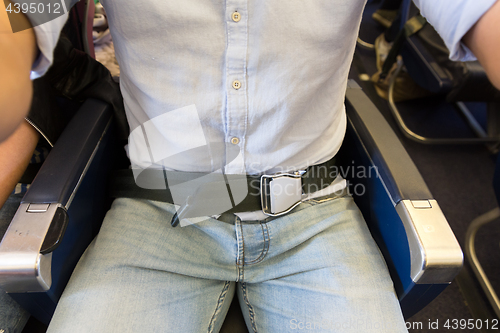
[413,0,497,61]
[30,13,69,79]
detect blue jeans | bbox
[47,195,408,332]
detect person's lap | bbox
[234,197,407,332]
[47,195,407,333]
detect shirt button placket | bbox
[225,1,248,173]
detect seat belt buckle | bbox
[260,171,305,216]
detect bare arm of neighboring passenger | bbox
[0,121,39,209]
[0,0,37,142]
[463,0,500,90]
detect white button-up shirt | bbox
[31,0,496,175]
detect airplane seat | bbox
[0,80,464,329]
[385,0,500,144]
[0,99,115,325]
[340,81,463,319]
[0,1,106,330]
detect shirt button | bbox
[231,12,241,22]
[230,137,240,145]
[232,80,242,90]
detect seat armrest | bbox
[346,81,432,202]
[0,99,112,292]
[344,80,463,286]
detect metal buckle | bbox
[260,171,305,216]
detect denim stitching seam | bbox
[236,218,245,282]
[207,281,231,333]
[241,282,258,333]
[244,223,270,265]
